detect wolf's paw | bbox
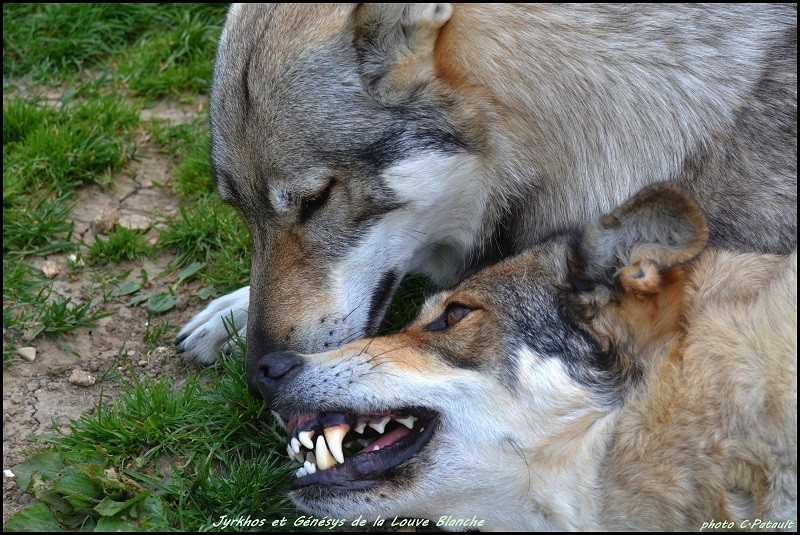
[175,286,250,363]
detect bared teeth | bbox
[304,460,317,475]
[295,467,307,478]
[369,417,391,434]
[354,423,366,434]
[290,437,301,454]
[315,435,336,470]
[324,425,348,464]
[298,430,315,450]
[395,415,417,429]
[287,442,304,462]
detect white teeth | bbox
[324,426,347,465]
[315,435,336,470]
[395,416,417,429]
[372,445,380,452]
[288,443,305,462]
[290,437,301,454]
[358,439,370,448]
[304,461,317,475]
[298,430,315,450]
[369,417,391,434]
[295,467,308,478]
[354,423,366,434]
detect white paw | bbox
[175,286,250,363]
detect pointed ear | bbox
[577,183,709,292]
[353,3,453,104]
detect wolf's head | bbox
[255,184,709,529]
[211,4,495,397]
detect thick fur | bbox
[176,4,797,396]
[266,184,797,531]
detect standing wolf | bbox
[176,4,796,398]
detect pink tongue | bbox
[360,424,412,452]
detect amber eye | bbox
[446,305,472,327]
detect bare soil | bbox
[2,98,211,525]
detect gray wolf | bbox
[175,4,797,400]
[257,184,797,531]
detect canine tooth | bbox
[290,437,301,454]
[354,423,366,434]
[298,430,315,450]
[295,467,307,478]
[324,425,348,464]
[369,417,391,434]
[395,416,417,429]
[304,461,317,475]
[315,435,336,470]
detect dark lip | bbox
[287,409,438,493]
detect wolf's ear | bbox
[353,3,452,104]
[576,184,709,293]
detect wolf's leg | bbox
[174,286,249,363]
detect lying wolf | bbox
[257,184,797,531]
[176,4,797,399]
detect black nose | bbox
[256,351,303,403]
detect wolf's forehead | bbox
[225,4,354,54]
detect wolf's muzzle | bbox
[256,351,304,403]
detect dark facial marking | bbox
[366,270,399,335]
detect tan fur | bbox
[602,250,797,529]
[249,230,333,343]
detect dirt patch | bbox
[2,99,212,525]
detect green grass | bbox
[5,346,300,532]
[87,226,152,265]
[2,94,139,358]
[148,120,215,197]
[119,9,223,98]
[3,270,111,356]
[148,119,254,297]
[158,198,252,296]
[3,3,227,93]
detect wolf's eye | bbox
[446,305,471,327]
[424,302,475,331]
[299,180,334,223]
